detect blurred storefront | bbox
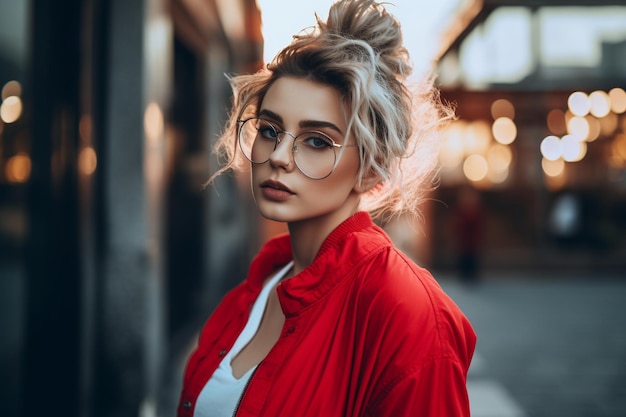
[431,0,626,274]
[0,0,262,416]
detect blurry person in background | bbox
[177,1,476,416]
[548,192,581,247]
[453,186,484,285]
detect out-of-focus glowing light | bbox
[144,102,164,145]
[567,116,589,140]
[547,108,567,135]
[542,157,565,177]
[541,135,562,161]
[599,112,618,137]
[465,120,491,155]
[568,91,590,117]
[492,117,516,145]
[2,80,22,100]
[78,146,97,175]
[584,115,600,142]
[490,99,515,120]
[486,143,511,184]
[589,90,611,118]
[487,143,512,172]
[487,166,509,184]
[608,88,626,114]
[5,152,31,183]
[439,122,466,167]
[463,154,488,182]
[561,134,586,162]
[0,96,23,123]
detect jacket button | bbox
[218,349,227,357]
[183,401,192,410]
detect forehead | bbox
[260,77,346,130]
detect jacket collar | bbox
[246,212,391,315]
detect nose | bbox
[268,131,296,170]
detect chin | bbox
[255,202,293,223]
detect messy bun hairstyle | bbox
[211,0,454,223]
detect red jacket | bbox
[178,212,476,417]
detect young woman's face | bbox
[250,76,362,225]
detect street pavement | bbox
[440,271,626,417]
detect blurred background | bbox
[0,0,624,417]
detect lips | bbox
[261,179,293,193]
[259,179,295,201]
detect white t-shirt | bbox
[193,261,294,417]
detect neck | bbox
[287,203,359,275]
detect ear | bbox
[353,171,381,194]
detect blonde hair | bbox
[211,0,454,222]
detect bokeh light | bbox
[608,88,626,114]
[5,152,31,183]
[589,90,610,118]
[542,157,565,177]
[561,134,586,162]
[547,108,567,135]
[490,98,515,120]
[465,120,491,155]
[541,135,562,161]
[567,116,589,140]
[2,80,22,100]
[568,91,590,117]
[487,143,512,171]
[487,144,512,184]
[0,96,23,123]
[463,154,489,182]
[492,117,517,145]
[78,146,97,176]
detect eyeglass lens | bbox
[239,118,338,180]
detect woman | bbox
[177,1,476,416]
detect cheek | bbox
[312,163,360,197]
[332,153,360,185]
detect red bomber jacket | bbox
[177,212,476,417]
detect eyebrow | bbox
[258,109,344,135]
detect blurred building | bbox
[431,0,626,274]
[0,0,262,416]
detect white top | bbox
[193,261,294,417]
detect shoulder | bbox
[358,249,438,327]
[354,245,475,359]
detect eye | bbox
[256,120,278,140]
[300,133,334,150]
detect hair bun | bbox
[321,0,412,79]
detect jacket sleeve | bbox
[361,249,476,417]
[366,356,472,417]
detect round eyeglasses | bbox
[238,117,356,180]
